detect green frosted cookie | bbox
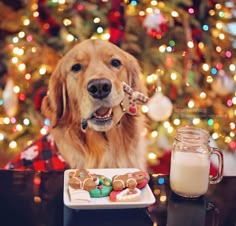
[89,175,113,198]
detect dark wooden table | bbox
[0,170,235,226]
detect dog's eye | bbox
[110,59,122,68]
[71,63,82,72]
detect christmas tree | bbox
[0,0,235,168]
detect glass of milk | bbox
[170,126,224,198]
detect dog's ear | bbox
[41,59,67,127]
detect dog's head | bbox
[42,39,144,132]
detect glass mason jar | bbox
[170,126,224,198]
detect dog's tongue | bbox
[96,107,110,116]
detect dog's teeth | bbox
[94,108,112,119]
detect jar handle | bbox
[209,147,224,184]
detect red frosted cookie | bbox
[133,171,150,189]
[109,188,142,202]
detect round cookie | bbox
[89,175,113,198]
[109,188,142,202]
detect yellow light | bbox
[163,121,170,128]
[202,63,209,71]
[216,46,222,52]
[216,22,223,29]
[63,18,72,26]
[200,92,206,99]
[232,97,236,105]
[206,76,213,83]
[58,0,66,4]
[0,133,4,141]
[16,124,23,131]
[66,34,74,42]
[31,3,38,10]
[167,127,174,133]
[142,105,149,113]
[39,66,47,75]
[159,45,166,53]
[33,11,39,17]
[230,132,235,137]
[146,8,153,14]
[171,11,179,17]
[32,47,37,53]
[215,3,222,9]
[13,86,20,93]
[219,33,225,40]
[192,118,200,125]
[23,18,30,26]
[160,195,167,202]
[12,37,19,43]
[198,42,204,49]
[212,132,219,139]
[93,17,100,23]
[188,100,195,108]
[209,9,215,16]
[225,136,231,143]
[229,64,235,71]
[151,131,158,138]
[9,141,17,149]
[173,119,180,125]
[148,152,157,160]
[12,57,18,64]
[139,11,145,16]
[18,63,26,71]
[229,122,235,130]
[40,128,48,135]
[170,72,177,80]
[4,117,10,124]
[187,41,194,48]
[25,73,31,80]
[151,0,158,6]
[101,33,110,40]
[18,31,25,38]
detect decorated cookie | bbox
[132,171,150,189]
[109,188,142,202]
[89,175,113,198]
[68,187,91,203]
[112,171,149,191]
[68,169,97,191]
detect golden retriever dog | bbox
[4,39,148,171]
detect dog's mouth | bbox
[90,107,113,125]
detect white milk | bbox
[170,151,210,197]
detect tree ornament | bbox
[109,0,125,46]
[34,86,47,111]
[211,70,235,96]
[147,92,173,121]
[2,78,18,117]
[143,10,168,38]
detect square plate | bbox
[63,168,156,209]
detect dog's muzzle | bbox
[81,82,149,132]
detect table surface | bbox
[0,170,235,226]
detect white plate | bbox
[63,168,156,209]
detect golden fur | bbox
[41,39,147,170]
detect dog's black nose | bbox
[87,78,112,99]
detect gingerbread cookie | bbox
[89,175,113,198]
[112,171,149,191]
[68,169,97,191]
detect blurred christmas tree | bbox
[0,0,235,167]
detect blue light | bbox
[0,99,3,105]
[202,24,209,31]
[211,67,217,75]
[130,0,137,6]
[44,118,51,126]
[158,177,165,185]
